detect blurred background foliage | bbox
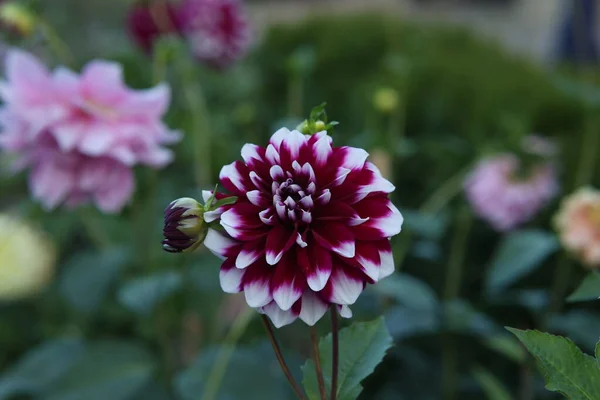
[0,0,599,399]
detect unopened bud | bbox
[162,197,206,253]
[0,2,35,37]
[296,119,327,135]
[373,87,399,114]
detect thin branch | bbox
[310,326,327,400]
[261,315,307,400]
[330,306,339,400]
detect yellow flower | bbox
[0,214,55,300]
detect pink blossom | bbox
[202,128,403,328]
[0,49,180,212]
[555,187,600,268]
[464,153,558,232]
[179,0,252,69]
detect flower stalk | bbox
[310,326,327,400]
[261,315,306,400]
[330,306,339,400]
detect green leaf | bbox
[59,247,131,313]
[0,338,84,399]
[486,230,558,295]
[211,196,238,208]
[471,366,513,400]
[507,328,600,400]
[483,335,527,363]
[117,271,182,316]
[175,344,292,400]
[373,273,438,311]
[567,272,600,302]
[302,317,393,400]
[44,341,156,400]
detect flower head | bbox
[0,49,180,212]
[464,136,559,232]
[203,127,403,327]
[127,1,183,53]
[0,214,55,300]
[555,187,600,268]
[179,0,252,69]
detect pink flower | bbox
[203,128,403,328]
[465,152,559,232]
[555,187,600,268]
[179,0,252,69]
[127,1,183,54]
[0,49,180,212]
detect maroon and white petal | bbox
[298,244,332,291]
[336,146,369,170]
[338,305,353,319]
[354,241,382,282]
[312,131,333,167]
[241,143,264,166]
[236,240,265,269]
[220,205,269,241]
[299,291,328,326]
[376,239,395,280]
[219,258,245,293]
[322,263,364,305]
[271,254,306,310]
[261,301,299,328]
[242,262,273,308]
[269,127,291,149]
[219,160,253,194]
[204,229,240,259]
[246,190,269,207]
[279,129,306,161]
[265,225,297,265]
[352,196,403,240]
[265,144,280,165]
[313,222,355,258]
[316,201,368,226]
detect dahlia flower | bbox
[0,49,180,212]
[127,1,183,54]
[465,138,559,232]
[555,187,600,268]
[0,213,55,300]
[200,128,403,327]
[179,0,252,69]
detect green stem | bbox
[261,315,307,400]
[288,75,303,117]
[441,206,472,400]
[79,209,109,249]
[177,57,212,187]
[443,206,472,300]
[310,326,327,400]
[421,166,471,215]
[201,308,255,400]
[38,20,74,65]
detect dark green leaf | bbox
[486,230,558,295]
[373,273,438,311]
[175,344,292,400]
[472,366,514,400]
[117,271,182,316]
[567,272,600,303]
[507,328,600,400]
[211,196,238,208]
[59,247,131,313]
[0,338,84,399]
[483,335,527,363]
[302,317,393,400]
[44,341,156,400]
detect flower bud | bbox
[296,119,326,135]
[162,197,207,253]
[0,2,35,37]
[373,87,399,114]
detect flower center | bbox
[272,174,315,226]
